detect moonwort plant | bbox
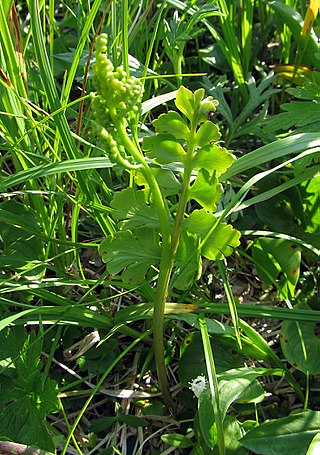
[91,34,240,409]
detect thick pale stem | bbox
[110,111,174,408]
[110,109,198,411]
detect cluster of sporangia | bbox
[91,34,143,161]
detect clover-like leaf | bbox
[110,187,160,229]
[192,144,234,175]
[195,120,221,147]
[173,231,202,290]
[153,111,190,139]
[183,209,241,260]
[142,133,186,164]
[188,169,223,211]
[99,228,161,283]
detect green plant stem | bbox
[151,122,198,410]
[110,110,175,408]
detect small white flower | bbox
[189,375,207,398]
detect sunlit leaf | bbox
[192,144,234,175]
[198,388,217,448]
[188,169,222,211]
[142,133,186,164]
[195,120,221,147]
[175,85,197,121]
[183,209,241,260]
[161,433,193,449]
[153,111,190,139]
[241,410,320,455]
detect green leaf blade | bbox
[241,411,320,455]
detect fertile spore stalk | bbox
[91,34,174,408]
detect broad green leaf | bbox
[241,410,320,455]
[0,200,45,280]
[194,120,221,147]
[110,187,160,229]
[300,176,320,233]
[280,303,320,374]
[183,209,241,260]
[175,85,196,122]
[198,388,217,449]
[118,415,148,427]
[192,144,234,175]
[153,111,190,139]
[234,379,266,404]
[142,133,186,164]
[307,432,320,455]
[188,170,222,211]
[252,238,301,298]
[134,168,181,197]
[161,433,193,449]
[218,372,265,419]
[179,332,242,387]
[174,231,202,290]
[89,416,117,432]
[99,228,161,283]
[222,416,249,454]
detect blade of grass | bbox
[60,329,151,455]
[199,313,225,455]
[27,0,114,236]
[217,260,242,348]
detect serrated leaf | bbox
[110,187,159,229]
[265,101,320,133]
[183,209,241,260]
[99,228,161,283]
[0,328,58,452]
[280,303,320,374]
[241,410,320,455]
[174,231,201,290]
[192,144,234,175]
[188,169,222,211]
[153,111,190,139]
[142,133,186,164]
[190,3,221,23]
[195,120,221,147]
